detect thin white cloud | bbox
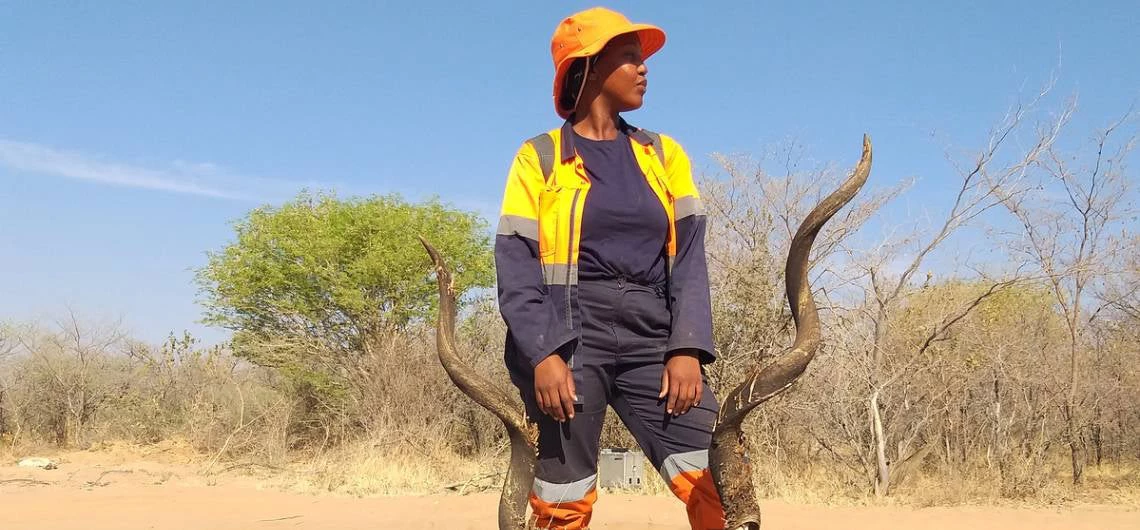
[0,139,305,201]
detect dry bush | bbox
[1,315,130,447]
[112,333,288,456]
[693,86,1140,505]
[0,301,516,493]
[0,315,290,465]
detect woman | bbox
[494,7,725,530]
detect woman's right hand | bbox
[534,354,577,422]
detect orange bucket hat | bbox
[550,7,666,119]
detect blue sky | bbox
[2,1,1137,345]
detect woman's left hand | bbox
[659,350,702,416]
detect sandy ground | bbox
[2,453,1138,530]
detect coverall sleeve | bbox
[660,134,717,363]
[495,142,577,372]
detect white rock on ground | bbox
[17,457,57,470]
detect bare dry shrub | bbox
[693,86,1140,505]
[0,315,290,466]
[2,315,130,447]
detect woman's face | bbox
[591,33,647,113]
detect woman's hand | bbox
[534,354,577,422]
[659,350,702,416]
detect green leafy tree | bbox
[195,191,493,416]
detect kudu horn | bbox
[420,238,537,530]
[709,135,872,530]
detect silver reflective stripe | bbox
[542,263,578,285]
[666,255,675,275]
[528,133,556,182]
[496,214,538,241]
[532,474,597,503]
[642,129,666,163]
[659,450,709,481]
[674,195,705,219]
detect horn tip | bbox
[418,236,445,269]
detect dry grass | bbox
[264,436,491,496]
[0,441,14,464]
[4,432,1138,510]
[271,445,1140,509]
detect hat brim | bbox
[553,24,666,119]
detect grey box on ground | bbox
[598,448,643,489]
